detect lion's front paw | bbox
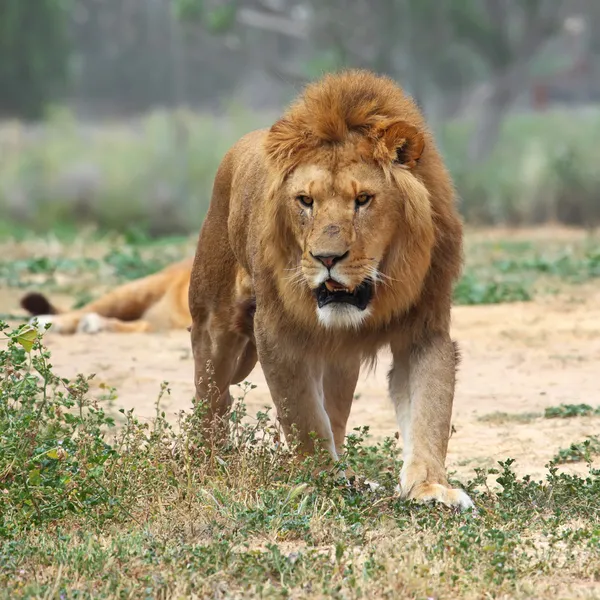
[407,482,474,510]
[400,461,474,511]
[76,313,107,334]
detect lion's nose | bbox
[311,251,349,269]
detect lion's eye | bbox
[355,193,373,207]
[297,195,314,208]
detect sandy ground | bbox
[3,281,599,486]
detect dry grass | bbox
[1,228,600,599]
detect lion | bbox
[22,257,193,334]
[189,69,473,510]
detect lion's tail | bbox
[20,292,62,316]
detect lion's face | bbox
[284,156,416,329]
[265,86,437,332]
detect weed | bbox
[454,274,532,305]
[0,236,192,303]
[454,235,600,305]
[1,228,599,310]
[552,437,600,464]
[477,411,542,425]
[0,322,119,535]
[545,403,600,419]
[1,321,600,598]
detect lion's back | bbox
[225,129,272,271]
[189,128,271,316]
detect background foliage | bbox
[1,0,599,233]
[0,0,71,119]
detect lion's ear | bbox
[265,118,304,169]
[376,120,424,169]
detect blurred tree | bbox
[451,0,572,162]
[0,0,71,119]
[301,0,574,161]
[70,0,245,115]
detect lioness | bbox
[22,257,193,334]
[190,70,472,509]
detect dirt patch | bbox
[3,283,598,486]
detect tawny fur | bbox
[189,70,473,510]
[22,258,194,334]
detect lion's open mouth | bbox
[314,279,373,310]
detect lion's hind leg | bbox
[26,269,177,335]
[191,315,249,442]
[29,312,82,335]
[75,313,152,334]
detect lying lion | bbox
[21,257,193,334]
[189,69,474,510]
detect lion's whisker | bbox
[284,271,304,285]
[283,268,309,292]
[367,266,394,291]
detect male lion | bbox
[22,257,193,334]
[190,70,473,509]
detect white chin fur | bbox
[317,304,371,329]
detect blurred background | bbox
[1,0,599,238]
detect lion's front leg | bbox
[390,335,473,510]
[255,328,337,462]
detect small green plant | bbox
[1,321,600,598]
[453,273,531,305]
[544,403,600,419]
[103,246,170,281]
[552,436,600,464]
[0,322,119,536]
[454,235,600,306]
[0,236,192,302]
[477,411,541,425]
[0,256,100,289]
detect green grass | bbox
[477,411,542,425]
[0,233,193,312]
[454,235,600,305]
[1,322,600,599]
[479,403,600,427]
[1,231,598,314]
[545,404,600,419]
[553,437,600,465]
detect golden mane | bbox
[260,70,437,327]
[264,69,426,174]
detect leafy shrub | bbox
[0,322,117,536]
[1,107,600,236]
[2,320,600,597]
[453,273,531,305]
[443,108,600,228]
[552,437,600,464]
